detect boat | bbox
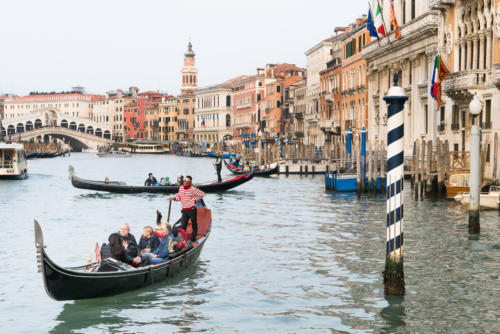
[204,151,236,159]
[122,143,167,154]
[0,143,28,179]
[324,171,385,192]
[445,170,470,198]
[454,185,500,209]
[96,151,132,158]
[68,165,255,193]
[223,159,278,176]
[34,200,211,300]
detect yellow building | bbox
[158,96,179,141]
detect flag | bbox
[430,54,450,110]
[375,2,386,37]
[367,5,379,40]
[201,119,205,127]
[390,2,401,39]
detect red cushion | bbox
[186,208,212,240]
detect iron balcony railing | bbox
[437,123,445,132]
[481,121,492,129]
[451,123,460,131]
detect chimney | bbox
[356,18,362,26]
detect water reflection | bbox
[51,261,212,333]
[379,295,406,333]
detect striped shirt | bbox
[173,185,205,211]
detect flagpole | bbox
[368,2,381,47]
[377,0,392,44]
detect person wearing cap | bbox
[144,173,158,186]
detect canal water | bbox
[1,153,499,333]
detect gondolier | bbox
[214,153,223,182]
[170,176,205,246]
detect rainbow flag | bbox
[430,54,450,109]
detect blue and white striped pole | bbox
[361,126,367,192]
[382,73,408,295]
[346,128,352,172]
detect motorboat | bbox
[454,185,500,209]
[0,143,28,179]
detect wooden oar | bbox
[167,199,172,223]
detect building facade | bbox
[177,42,197,140]
[158,96,178,141]
[232,75,266,142]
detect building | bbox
[341,18,369,134]
[288,79,307,141]
[158,96,178,141]
[177,42,197,140]
[92,87,137,142]
[194,81,233,144]
[439,0,500,181]
[363,0,441,155]
[123,90,162,140]
[232,74,267,143]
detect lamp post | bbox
[468,94,482,234]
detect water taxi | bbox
[123,143,166,154]
[0,143,28,179]
[454,185,500,209]
[445,170,469,198]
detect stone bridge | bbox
[12,126,112,151]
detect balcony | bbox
[451,123,460,131]
[235,122,251,129]
[430,0,454,9]
[437,123,445,132]
[494,63,500,89]
[481,121,492,130]
[442,70,491,104]
[319,120,333,132]
[295,112,304,120]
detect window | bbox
[402,0,406,24]
[485,99,491,125]
[440,106,445,124]
[454,143,459,152]
[277,85,281,93]
[411,0,415,20]
[424,105,428,134]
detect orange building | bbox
[341,18,370,134]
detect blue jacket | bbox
[153,233,175,259]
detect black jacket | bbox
[120,233,139,264]
[138,234,160,252]
[144,176,157,186]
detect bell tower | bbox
[181,41,197,95]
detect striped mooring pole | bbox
[346,128,352,172]
[382,73,408,295]
[361,126,367,192]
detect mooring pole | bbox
[346,128,352,172]
[382,73,408,295]
[468,94,482,234]
[361,126,367,192]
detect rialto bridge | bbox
[1,109,112,150]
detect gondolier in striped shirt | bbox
[170,175,205,247]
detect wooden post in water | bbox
[375,141,380,193]
[426,140,433,194]
[420,139,426,199]
[382,73,407,296]
[414,140,420,199]
[356,140,362,195]
[368,141,373,193]
[436,139,444,194]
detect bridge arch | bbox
[7,125,15,135]
[26,121,34,131]
[95,128,103,137]
[1,127,5,137]
[16,123,25,133]
[35,119,42,129]
[103,130,111,139]
[69,121,77,130]
[61,119,68,128]
[86,126,94,135]
[78,124,85,132]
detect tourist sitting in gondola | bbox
[172,226,187,250]
[174,175,184,186]
[119,224,141,266]
[138,226,160,254]
[144,173,157,187]
[142,223,176,264]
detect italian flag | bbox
[375,3,386,37]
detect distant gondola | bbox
[204,151,236,159]
[34,200,211,300]
[223,159,278,176]
[68,165,254,194]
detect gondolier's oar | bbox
[167,199,172,223]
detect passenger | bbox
[119,223,141,266]
[104,176,110,184]
[234,153,241,167]
[214,153,223,183]
[143,224,175,264]
[169,175,206,247]
[176,175,184,186]
[164,177,170,186]
[144,173,157,187]
[138,226,160,254]
[159,178,166,186]
[243,161,251,172]
[172,226,187,250]
[108,232,126,262]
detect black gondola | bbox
[34,200,211,301]
[223,159,278,176]
[69,165,254,194]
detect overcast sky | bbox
[0,0,367,96]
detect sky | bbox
[0,0,367,96]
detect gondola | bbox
[34,200,211,301]
[204,151,236,159]
[223,159,278,176]
[68,165,254,194]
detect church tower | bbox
[181,41,197,95]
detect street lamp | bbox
[468,94,482,234]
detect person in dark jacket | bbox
[108,233,126,262]
[138,226,160,253]
[214,153,223,183]
[143,224,175,264]
[144,173,157,186]
[119,223,141,266]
